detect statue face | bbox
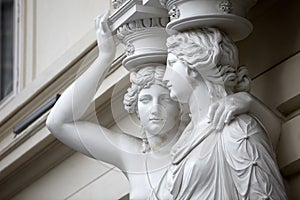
[164,53,194,103]
[137,84,179,136]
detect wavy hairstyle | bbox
[167,28,250,101]
[123,65,190,127]
[123,65,167,114]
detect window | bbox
[0,0,15,102]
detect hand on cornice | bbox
[208,92,252,131]
[95,10,116,60]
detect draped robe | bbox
[150,114,287,200]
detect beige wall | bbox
[35,0,110,77]
[11,152,129,200]
[20,0,110,86]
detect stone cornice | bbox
[163,0,257,41]
[117,17,169,40]
[109,0,168,32]
[112,0,128,9]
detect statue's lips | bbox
[149,118,164,123]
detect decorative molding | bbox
[0,137,75,200]
[117,17,169,70]
[108,0,170,70]
[159,0,167,7]
[218,0,233,13]
[125,42,135,56]
[162,0,258,41]
[112,0,128,9]
[13,94,60,135]
[0,111,50,162]
[117,17,168,39]
[109,0,168,32]
[168,5,180,20]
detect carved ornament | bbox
[117,17,169,70]
[112,0,128,9]
[219,0,233,13]
[169,5,180,20]
[161,0,258,41]
[125,42,135,56]
[109,0,168,32]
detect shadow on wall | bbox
[237,0,300,79]
[237,0,300,118]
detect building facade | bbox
[0,0,299,199]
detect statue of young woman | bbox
[162,28,287,199]
[46,12,283,199]
[46,12,181,199]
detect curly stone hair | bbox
[123,64,190,128]
[123,65,167,114]
[167,28,250,101]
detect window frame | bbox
[0,0,20,108]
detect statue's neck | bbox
[189,84,211,126]
[146,125,180,156]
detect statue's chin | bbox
[145,123,164,136]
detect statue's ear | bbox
[186,67,198,79]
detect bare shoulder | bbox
[115,131,143,153]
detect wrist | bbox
[96,52,114,62]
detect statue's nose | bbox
[150,103,159,115]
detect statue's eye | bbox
[139,96,151,103]
[160,95,172,103]
[167,59,176,67]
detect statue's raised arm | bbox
[46,11,139,170]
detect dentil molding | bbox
[117,17,169,70]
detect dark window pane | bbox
[0,0,14,101]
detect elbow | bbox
[46,111,63,135]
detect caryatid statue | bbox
[46,0,287,199]
[161,0,287,199]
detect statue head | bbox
[165,28,250,102]
[123,65,187,139]
[124,65,169,114]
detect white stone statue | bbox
[46,13,184,199]
[46,13,284,199]
[161,28,287,199]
